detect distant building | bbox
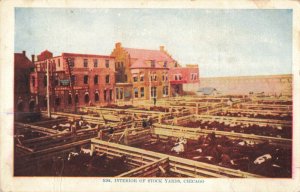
[14,51,35,112]
[30,50,115,112]
[111,42,199,101]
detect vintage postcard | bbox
[1,0,300,192]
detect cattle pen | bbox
[14,95,292,178]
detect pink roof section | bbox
[124,48,175,69]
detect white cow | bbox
[171,138,187,154]
[254,154,272,165]
[68,152,79,161]
[80,147,93,156]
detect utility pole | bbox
[149,71,152,102]
[66,58,77,113]
[46,59,51,118]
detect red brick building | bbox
[30,51,115,112]
[111,42,199,101]
[14,51,35,112]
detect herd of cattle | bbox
[141,133,291,177]
[180,119,291,139]
[215,111,292,121]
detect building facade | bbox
[30,50,115,112]
[14,51,35,112]
[111,42,199,102]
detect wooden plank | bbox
[15,122,59,134]
[153,124,292,148]
[91,139,263,178]
[117,157,169,177]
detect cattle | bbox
[80,147,93,156]
[68,152,79,161]
[171,137,187,154]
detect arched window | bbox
[105,75,110,84]
[84,93,90,103]
[94,92,99,102]
[68,94,72,105]
[94,75,99,84]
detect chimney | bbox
[22,51,26,56]
[160,46,164,52]
[31,54,35,64]
[116,42,122,49]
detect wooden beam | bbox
[15,122,59,135]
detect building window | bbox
[84,75,89,84]
[140,87,144,97]
[162,75,165,81]
[31,76,35,87]
[191,73,197,80]
[71,75,76,85]
[94,59,98,67]
[105,60,110,68]
[124,75,128,82]
[58,59,60,67]
[140,74,144,82]
[116,88,119,99]
[75,94,79,103]
[84,93,89,103]
[68,94,72,105]
[151,60,155,68]
[55,97,61,106]
[67,58,75,68]
[151,74,157,81]
[163,86,169,96]
[175,62,178,67]
[163,61,167,68]
[106,75,110,84]
[133,75,138,82]
[83,59,88,68]
[165,74,168,81]
[109,89,113,101]
[121,62,124,68]
[104,90,107,101]
[151,87,157,98]
[175,74,182,81]
[94,75,99,84]
[44,75,47,87]
[134,88,139,98]
[95,92,99,102]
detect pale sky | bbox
[15,8,292,77]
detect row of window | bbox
[132,74,168,83]
[54,90,113,106]
[79,75,110,85]
[150,60,168,68]
[66,58,110,68]
[132,86,168,98]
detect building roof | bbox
[62,53,114,59]
[124,48,175,69]
[14,53,34,69]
